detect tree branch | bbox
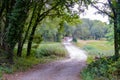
[87,0,114,19]
[38,2,60,22]
[107,0,116,19]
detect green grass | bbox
[75,40,114,57]
[1,42,67,78]
[86,41,113,50]
[35,43,67,58]
[13,43,67,72]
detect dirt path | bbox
[3,42,87,80]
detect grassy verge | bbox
[1,43,67,77]
[75,40,114,57]
[75,40,120,80]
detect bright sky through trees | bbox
[73,0,109,23]
[80,6,109,23]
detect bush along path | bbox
[3,42,87,80]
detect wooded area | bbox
[0,0,120,79]
[1,0,120,64]
[0,0,84,64]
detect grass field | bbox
[75,40,114,57]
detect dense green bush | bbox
[72,38,77,42]
[35,43,67,58]
[81,56,120,80]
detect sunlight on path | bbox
[63,42,87,61]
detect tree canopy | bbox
[1,0,120,64]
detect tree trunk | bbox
[16,4,37,57]
[114,1,120,57]
[114,20,119,56]
[26,22,38,56]
[117,1,120,57]
[17,33,22,57]
[26,2,59,56]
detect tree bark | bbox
[26,2,59,56]
[114,1,120,57]
[17,4,37,57]
[114,19,119,56]
[26,21,38,56]
[17,33,22,57]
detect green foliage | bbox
[37,18,62,42]
[6,0,28,47]
[0,43,67,75]
[105,24,114,44]
[0,44,67,77]
[12,43,67,72]
[75,19,108,40]
[35,43,67,58]
[0,65,13,79]
[72,37,77,42]
[0,66,13,74]
[81,56,120,80]
[87,0,120,56]
[12,56,40,72]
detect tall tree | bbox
[26,0,88,56]
[0,0,30,63]
[87,0,120,56]
[0,0,90,63]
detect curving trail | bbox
[3,42,87,80]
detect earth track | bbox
[3,43,87,80]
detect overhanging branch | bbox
[87,0,114,19]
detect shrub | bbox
[72,38,77,42]
[81,56,120,80]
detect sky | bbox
[72,0,109,23]
[80,6,109,23]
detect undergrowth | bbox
[81,56,120,80]
[35,43,67,58]
[1,43,67,78]
[76,40,119,80]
